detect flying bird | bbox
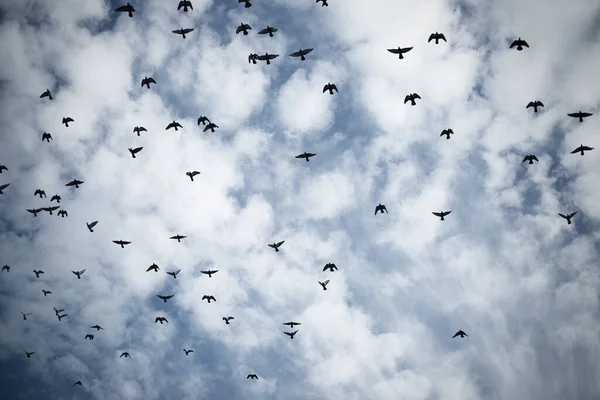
[167,269,181,279]
[43,206,60,215]
[558,212,577,225]
[0,183,10,194]
[510,38,529,50]
[323,263,338,272]
[197,116,210,125]
[172,28,194,38]
[86,221,98,232]
[72,269,86,279]
[155,317,169,324]
[1,265,10,272]
[374,203,388,215]
[323,83,338,95]
[289,48,314,61]
[115,3,135,17]
[57,210,68,218]
[40,89,53,100]
[128,147,143,158]
[73,380,82,387]
[157,294,174,303]
[319,280,330,290]
[522,154,539,164]
[85,334,94,340]
[239,0,252,8]
[166,121,183,131]
[201,269,218,277]
[316,0,329,6]
[34,189,46,198]
[571,144,594,156]
[177,0,193,11]
[58,313,68,321]
[42,132,52,142]
[0,165,7,173]
[440,129,454,140]
[62,117,74,127]
[236,23,252,35]
[257,53,279,65]
[283,322,301,327]
[404,93,421,106]
[452,330,468,338]
[526,101,544,113]
[33,270,44,278]
[133,126,147,136]
[50,194,61,203]
[120,352,131,358]
[248,53,259,64]
[203,123,218,133]
[170,234,187,242]
[21,312,32,320]
[387,46,413,59]
[183,349,194,355]
[268,240,285,252]
[66,179,84,188]
[567,111,593,122]
[428,32,447,44]
[295,152,316,162]
[25,351,35,358]
[141,77,156,89]
[146,263,160,272]
[247,374,258,380]
[90,325,104,331]
[223,316,234,324]
[258,26,278,37]
[432,211,451,221]
[113,240,131,248]
[27,208,43,217]
[202,295,216,303]
[53,308,65,316]
[186,171,201,181]
[42,290,52,297]
[284,329,299,339]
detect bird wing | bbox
[439,34,447,41]
[403,95,411,103]
[414,94,421,99]
[569,212,578,218]
[432,212,442,217]
[443,211,451,216]
[428,33,435,42]
[289,50,301,57]
[521,41,529,47]
[133,147,143,153]
[236,25,243,34]
[165,295,174,299]
[258,28,270,34]
[558,213,568,219]
[79,269,86,275]
[526,102,535,108]
[509,40,518,48]
[202,295,208,300]
[115,5,130,11]
[571,146,582,154]
[183,28,194,34]
[88,221,98,228]
[322,85,329,93]
[302,48,313,55]
[173,29,184,35]
[581,146,594,151]
[531,155,539,161]
[276,240,285,247]
[581,112,593,117]
[332,84,337,91]
[387,48,400,54]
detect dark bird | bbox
[239,0,252,8]
[522,154,539,164]
[43,206,60,215]
[58,313,68,321]
[319,280,330,290]
[177,0,193,11]
[113,240,131,248]
[510,38,529,51]
[283,321,301,328]
[558,212,577,225]
[316,0,329,6]
[203,123,218,133]
[183,349,194,355]
[166,121,183,131]
[323,83,338,95]
[120,352,131,358]
[172,28,194,39]
[284,329,299,339]
[66,179,84,188]
[133,126,147,136]
[128,147,143,158]
[387,46,413,59]
[201,269,218,277]
[57,210,68,218]
[236,23,252,35]
[432,211,451,221]
[34,189,46,198]
[186,171,201,181]
[248,53,259,64]
[33,270,44,278]
[247,374,258,380]
[50,194,61,203]
[115,3,135,17]
[223,316,234,324]
[1,265,10,272]
[72,269,86,279]
[323,263,338,272]
[197,116,210,125]
[73,380,82,387]
[0,183,10,194]
[404,93,421,106]
[42,290,52,297]
[0,165,7,173]
[62,117,74,127]
[202,295,216,303]
[440,129,454,140]
[567,111,593,122]
[289,48,314,61]
[295,152,316,162]
[571,145,594,156]
[25,351,35,358]
[85,334,94,340]
[40,89,53,100]
[146,263,160,272]
[170,234,187,242]
[428,32,447,44]
[86,221,98,232]
[167,269,181,279]
[258,26,278,37]
[374,203,388,215]
[42,132,53,142]
[90,325,104,331]
[257,53,279,65]
[526,101,544,113]
[21,312,32,320]
[452,330,468,338]
[27,208,43,217]
[155,316,169,324]
[53,308,65,316]
[157,294,174,303]
[268,240,285,252]
[141,77,156,89]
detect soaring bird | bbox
[62,117,74,127]
[141,77,156,89]
[50,194,61,203]
[248,53,259,64]
[289,48,314,61]
[567,111,593,122]
[120,352,131,358]
[58,313,68,321]
[43,206,60,215]
[166,121,183,131]
[284,329,299,339]
[323,83,338,95]
[183,349,194,355]
[374,203,388,215]
[21,312,32,320]
[33,270,44,278]
[239,0,252,8]
[73,380,83,387]
[113,240,131,248]
[133,126,147,136]
[202,295,216,303]
[128,147,143,158]
[404,93,421,106]
[319,280,330,290]
[42,132,53,142]
[268,240,285,252]
[387,46,413,59]
[283,321,301,328]
[90,325,104,331]
[197,116,210,125]
[558,212,577,225]
[40,89,53,100]
[247,374,258,380]
[258,26,278,37]
[428,32,447,44]
[522,154,539,164]
[170,234,187,242]
[452,330,468,338]
[42,290,52,297]
[257,53,279,65]
[295,152,316,162]
[34,189,46,198]
[236,23,252,35]
[186,171,201,181]
[1,265,10,272]
[72,269,86,279]
[157,294,174,303]
[155,317,169,324]
[223,316,234,324]
[201,269,218,277]
[432,211,451,221]
[66,179,84,188]
[0,183,10,194]
[571,145,594,156]
[203,122,219,133]
[25,351,35,358]
[323,263,338,272]
[85,334,94,340]
[146,263,160,272]
[526,101,544,113]
[57,210,68,218]
[316,0,329,6]
[167,269,181,279]
[53,308,65,316]
[27,208,43,217]
[177,0,193,11]
[86,221,98,232]
[440,129,454,140]
[115,3,135,17]
[510,38,529,50]
[0,165,7,173]
[172,28,194,38]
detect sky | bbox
[0,0,599,399]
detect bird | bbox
[248,53,259,64]
[141,77,156,89]
[452,330,468,338]
[567,111,593,122]
[236,23,252,35]
[133,126,147,136]
[239,0,252,8]
[66,179,84,188]
[295,152,316,162]
[1,265,10,272]
[284,329,299,339]
[197,116,210,125]
[146,263,160,272]
[247,374,258,380]
[223,316,234,324]
[53,308,65,316]
[404,93,421,106]
[25,351,35,358]
[257,53,279,65]
[57,210,68,218]
[57,313,68,321]
[90,325,104,331]
[522,154,539,164]
[34,189,46,198]
[172,28,194,39]
[186,171,201,181]
[0,183,10,194]
[33,270,44,278]
[72,269,86,279]
[387,46,413,59]
[432,211,451,221]
[128,147,143,158]
[113,240,131,248]
[155,317,169,324]
[323,83,338,95]
[323,263,338,272]
[510,38,529,51]
[0,165,7,173]
[42,132,52,142]
[202,295,216,303]
[201,269,218,277]
[440,129,454,140]
[120,352,131,358]
[319,280,330,290]
[258,26,278,37]
[571,145,594,156]
[85,334,94,340]
[170,234,187,242]
[203,123,218,133]
[73,380,82,387]
[157,294,174,303]
[62,117,74,127]
[115,3,135,17]
[42,290,52,297]
[27,208,43,217]
[316,0,329,6]
[86,221,98,232]
[166,121,183,131]
[177,0,193,11]
[374,203,388,215]
[526,101,544,113]
[167,269,181,279]
[50,194,61,203]
[268,240,285,252]
[428,32,447,44]
[558,212,577,224]
[40,89,53,100]
[183,349,194,355]
[21,312,32,320]
[283,321,301,328]
[289,48,314,61]
[42,206,60,215]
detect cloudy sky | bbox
[0,0,599,399]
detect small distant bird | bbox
[257,53,279,65]
[510,38,529,51]
[170,234,187,242]
[239,0,252,8]
[25,351,35,358]
[72,269,86,279]
[21,312,32,320]
[0,165,7,173]
[0,183,10,194]
[157,294,174,303]
[202,295,216,303]
[452,330,468,338]
[284,329,299,339]
[166,121,183,131]
[85,334,94,340]
[323,83,338,95]
[319,280,330,290]
[289,48,314,61]
[167,269,181,279]
[248,53,259,64]
[526,101,544,113]
[203,123,219,133]
[283,322,301,328]
[33,270,44,278]
[387,46,413,59]
[1,265,10,272]
[177,0,193,11]
[316,0,329,6]
[558,212,577,225]
[571,145,594,156]
[113,240,131,248]
[155,317,169,324]
[223,316,234,324]
[197,116,210,125]
[66,179,84,188]
[323,263,338,272]
[295,152,316,162]
[53,308,65,316]
[128,147,143,158]
[73,380,82,387]
[183,349,194,355]
[268,240,285,252]
[141,77,156,89]
[567,111,593,122]
[186,171,201,181]
[374,203,388,215]
[50,195,61,203]
[172,28,194,39]
[133,126,147,136]
[432,211,451,221]
[42,132,53,142]
[247,374,258,380]
[42,290,52,297]
[34,189,46,198]
[86,221,98,232]
[27,208,42,217]
[428,32,447,44]
[258,26,278,37]
[522,154,539,164]
[40,89,53,100]
[57,210,68,218]
[236,23,252,35]
[90,325,104,331]
[120,352,131,358]
[146,263,160,272]
[58,313,68,321]
[201,269,218,277]
[404,93,421,106]
[115,3,135,17]
[62,117,74,127]
[43,206,60,215]
[440,129,454,140]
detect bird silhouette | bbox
[452,330,468,338]
[58,313,68,321]
[90,325,104,331]
[387,46,413,59]
[323,263,338,272]
[283,321,301,327]
[319,280,330,290]
[177,0,193,11]
[201,269,218,277]
[223,316,234,324]
[62,117,74,127]
[53,308,65,316]
[526,101,544,113]
[571,145,594,156]
[86,221,98,232]
[27,208,42,217]
[42,290,52,297]
[323,83,338,95]
[186,171,201,181]
[40,89,53,100]
[247,374,258,380]
[404,93,421,106]
[510,38,529,50]
[72,269,86,279]
[50,194,61,203]
[21,312,32,320]
[248,53,259,64]
[284,329,299,339]
[440,129,454,139]
[157,294,175,303]
[258,26,278,37]
[170,234,187,242]
[25,351,35,358]
[374,203,388,215]
[197,116,210,125]
[120,352,131,358]
[202,295,216,303]
[428,32,447,44]
[172,28,194,39]
[115,3,135,17]
[567,111,593,122]
[72,380,82,387]
[268,240,285,252]
[0,183,10,194]
[316,0,329,6]
[0,165,7,173]
[85,334,94,340]
[289,48,314,61]
[203,122,219,133]
[155,317,169,324]
[146,263,160,272]
[257,53,279,65]
[43,206,60,215]
[1,265,10,272]
[33,270,44,278]
[239,0,252,7]
[183,349,194,355]
[128,147,143,158]
[558,212,577,224]
[167,269,181,279]
[295,152,316,162]
[42,132,52,142]
[141,77,156,89]
[522,154,539,164]
[57,210,68,218]
[113,240,131,248]
[34,189,46,198]
[65,179,84,188]
[236,23,252,35]
[133,126,147,136]
[166,121,183,131]
[432,211,451,221]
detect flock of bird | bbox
[0,0,596,391]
